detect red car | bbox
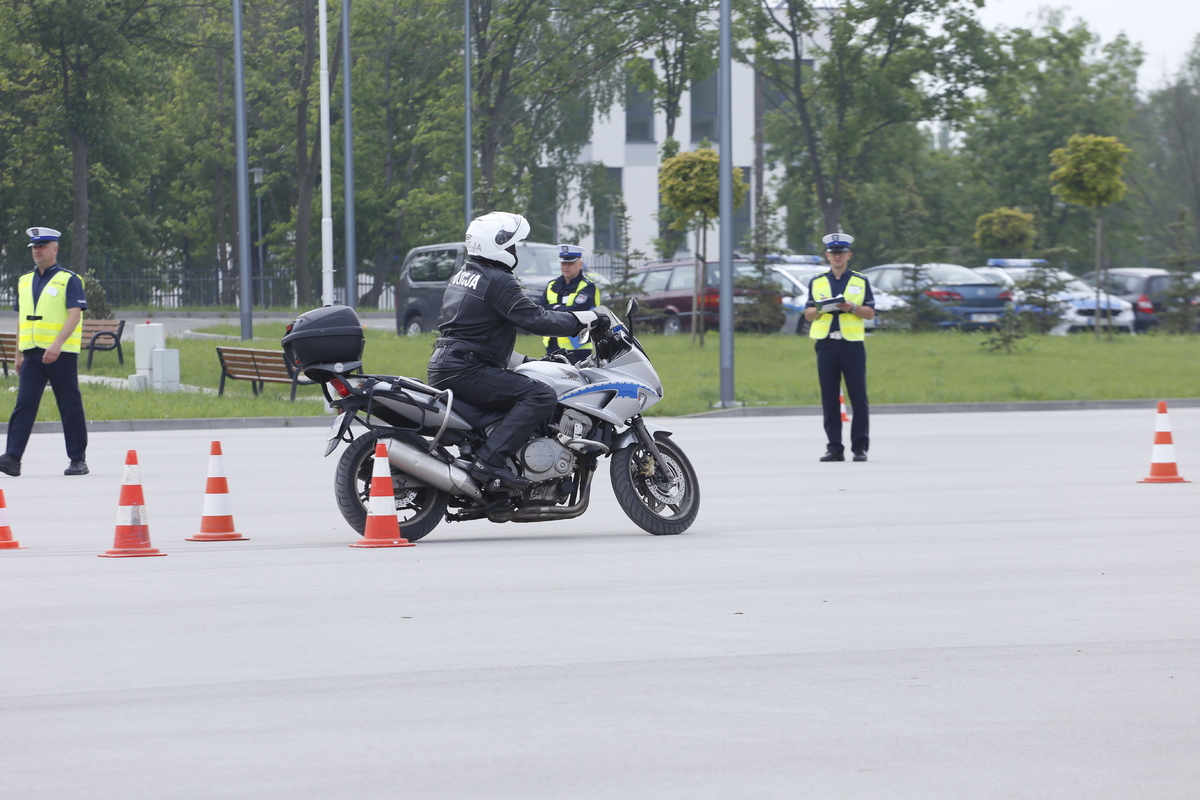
[630,259,775,334]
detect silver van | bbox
[395,241,563,335]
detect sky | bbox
[976,0,1198,90]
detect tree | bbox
[627,0,716,140]
[658,144,747,344]
[1157,207,1200,334]
[974,207,1036,257]
[964,16,1141,262]
[7,0,189,271]
[1050,133,1131,339]
[745,0,991,235]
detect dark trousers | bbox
[6,349,88,462]
[815,338,868,455]
[428,356,557,465]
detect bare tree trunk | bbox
[69,129,89,271]
[215,47,230,304]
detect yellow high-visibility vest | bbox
[809,272,867,341]
[17,269,83,353]
[543,276,600,351]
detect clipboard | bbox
[816,294,846,313]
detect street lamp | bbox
[250,167,265,306]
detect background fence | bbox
[0,262,396,311]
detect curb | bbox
[686,398,1200,418]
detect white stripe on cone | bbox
[208,454,226,478]
[116,504,146,526]
[122,463,140,485]
[201,492,234,516]
[1152,443,1177,463]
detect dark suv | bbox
[395,241,563,335]
[1081,268,1175,332]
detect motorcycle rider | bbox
[427,212,598,490]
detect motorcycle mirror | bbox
[626,297,640,318]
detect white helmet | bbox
[465,212,530,268]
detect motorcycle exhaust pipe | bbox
[386,439,483,500]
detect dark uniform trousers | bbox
[427,349,556,466]
[7,349,88,461]
[815,337,868,455]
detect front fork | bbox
[631,416,672,476]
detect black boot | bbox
[819,449,844,462]
[470,458,531,490]
[0,454,20,477]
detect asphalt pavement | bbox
[1,409,1198,799]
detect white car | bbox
[973,261,1135,334]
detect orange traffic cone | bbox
[350,441,414,548]
[187,441,249,541]
[840,393,850,422]
[1139,401,1189,484]
[99,450,167,557]
[0,490,25,550]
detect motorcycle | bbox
[281,299,700,541]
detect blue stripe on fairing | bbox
[560,382,644,401]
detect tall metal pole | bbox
[341,0,357,309]
[717,0,735,407]
[318,0,335,305]
[464,0,473,227]
[232,0,254,339]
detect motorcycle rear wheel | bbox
[334,433,449,541]
[610,436,700,535]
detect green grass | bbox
[3,324,1197,422]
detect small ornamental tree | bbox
[658,143,747,344]
[1050,134,1131,339]
[974,207,1036,257]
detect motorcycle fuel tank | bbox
[515,361,588,396]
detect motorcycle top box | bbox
[283,306,365,379]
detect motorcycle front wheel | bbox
[334,433,449,541]
[610,436,700,535]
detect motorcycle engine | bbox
[518,437,575,481]
[518,409,594,482]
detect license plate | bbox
[970,314,999,323]
[324,412,347,456]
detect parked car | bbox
[861,263,1012,329]
[976,260,1135,334]
[1080,267,1175,332]
[395,241,568,335]
[629,258,783,334]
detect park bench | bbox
[216,346,315,401]
[81,318,126,369]
[0,332,16,378]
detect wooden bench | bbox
[0,332,16,378]
[216,346,315,401]
[81,318,126,369]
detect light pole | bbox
[342,0,357,309]
[232,0,253,339]
[717,0,735,407]
[250,167,265,307]
[464,0,473,227]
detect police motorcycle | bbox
[281,299,700,541]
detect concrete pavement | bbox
[1,410,1197,798]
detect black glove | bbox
[590,314,611,336]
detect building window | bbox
[593,167,623,253]
[691,72,718,143]
[626,65,655,142]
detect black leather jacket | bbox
[432,256,584,368]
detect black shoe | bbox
[853,452,868,462]
[470,459,531,490]
[819,450,845,462]
[0,454,20,477]
[65,460,89,476]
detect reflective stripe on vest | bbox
[808,273,867,341]
[543,277,600,351]
[17,270,83,353]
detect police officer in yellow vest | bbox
[538,245,601,364]
[803,232,875,462]
[0,227,89,477]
